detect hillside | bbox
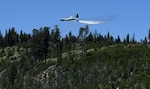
[0,44,150,89]
[0,27,150,89]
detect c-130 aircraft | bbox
[60,14,107,25]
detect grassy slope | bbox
[58,44,150,88]
[0,44,150,89]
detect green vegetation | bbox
[0,26,150,89]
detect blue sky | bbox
[0,0,150,41]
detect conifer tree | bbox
[126,33,130,43]
[148,29,150,43]
[115,35,121,44]
[0,31,4,47]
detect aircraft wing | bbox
[68,16,74,18]
[78,20,105,25]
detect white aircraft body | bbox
[60,14,79,21]
[60,14,110,25]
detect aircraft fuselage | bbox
[60,18,76,21]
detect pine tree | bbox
[43,27,50,60]
[126,33,130,43]
[20,30,23,43]
[148,29,150,43]
[131,33,136,43]
[143,37,147,44]
[107,32,110,41]
[52,25,62,89]
[115,35,121,44]
[87,32,93,43]
[0,31,4,47]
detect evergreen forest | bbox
[0,25,150,89]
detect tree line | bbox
[0,26,150,61]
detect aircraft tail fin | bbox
[76,14,79,18]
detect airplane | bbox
[60,14,112,25]
[60,14,79,21]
